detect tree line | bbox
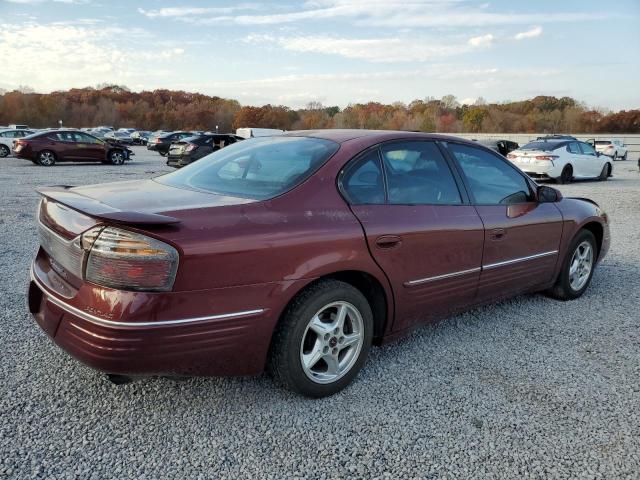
[1,85,638,134]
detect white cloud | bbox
[468,34,494,47]
[152,1,609,27]
[245,33,493,63]
[138,4,259,19]
[0,22,183,92]
[514,26,543,40]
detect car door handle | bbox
[375,235,402,250]
[489,228,506,241]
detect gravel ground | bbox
[1,147,639,479]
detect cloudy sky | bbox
[1,0,639,109]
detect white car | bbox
[507,138,612,184]
[235,127,284,139]
[0,128,35,158]
[594,139,628,161]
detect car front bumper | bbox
[27,253,299,377]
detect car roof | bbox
[280,129,477,145]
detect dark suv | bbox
[13,130,133,166]
[147,131,196,156]
[166,134,244,168]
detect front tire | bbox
[269,280,374,397]
[547,229,597,301]
[0,144,9,158]
[598,163,611,180]
[37,150,56,166]
[109,150,125,165]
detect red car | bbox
[13,130,133,166]
[28,130,610,397]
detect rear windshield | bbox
[520,141,562,151]
[594,140,612,145]
[156,136,339,200]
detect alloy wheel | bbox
[299,301,364,384]
[111,151,125,165]
[39,151,54,166]
[0,145,9,158]
[569,240,593,291]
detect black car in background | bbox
[166,134,243,168]
[472,139,519,157]
[147,131,196,156]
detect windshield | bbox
[157,136,339,200]
[520,141,562,152]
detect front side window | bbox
[447,143,532,205]
[381,141,462,205]
[340,150,385,205]
[157,136,339,200]
[579,143,597,156]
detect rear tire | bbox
[546,229,597,301]
[557,165,573,184]
[622,152,627,161]
[0,145,9,158]
[37,150,56,166]
[159,151,167,157]
[612,152,617,161]
[269,280,373,397]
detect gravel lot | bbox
[1,147,639,479]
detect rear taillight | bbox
[82,226,179,292]
[185,143,196,152]
[155,138,162,143]
[535,155,559,161]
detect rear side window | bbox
[157,136,339,200]
[341,150,385,205]
[447,143,532,205]
[381,141,462,205]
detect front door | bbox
[444,142,564,302]
[340,140,485,332]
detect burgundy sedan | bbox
[28,130,609,397]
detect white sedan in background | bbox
[507,138,613,184]
[594,139,628,161]
[0,128,35,158]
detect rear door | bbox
[341,140,485,332]
[49,132,77,159]
[444,142,563,302]
[566,141,586,177]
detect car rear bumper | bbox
[27,254,300,377]
[166,155,195,168]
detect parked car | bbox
[594,139,628,161]
[0,128,35,157]
[147,131,196,156]
[166,134,243,168]
[131,131,152,145]
[536,134,578,141]
[472,139,519,157]
[13,130,133,166]
[117,128,136,134]
[507,139,612,183]
[104,131,134,145]
[9,124,29,130]
[28,131,610,397]
[236,127,285,139]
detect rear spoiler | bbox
[36,186,180,225]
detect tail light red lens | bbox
[155,138,162,143]
[82,227,179,292]
[535,155,559,161]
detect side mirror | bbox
[537,185,562,203]
[596,151,601,157]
